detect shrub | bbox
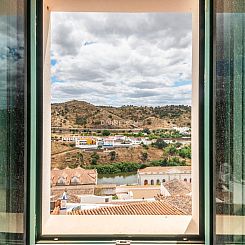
[102,129,111,136]
[141,152,148,161]
[76,116,87,125]
[153,138,168,149]
[91,152,100,165]
[142,128,151,135]
[109,151,116,161]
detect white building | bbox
[173,126,191,135]
[79,195,112,204]
[137,166,191,185]
[62,136,78,142]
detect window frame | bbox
[29,0,207,243]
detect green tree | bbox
[68,162,79,169]
[178,146,191,159]
[91,152,100,165]
[91,158,98,165]
[109,151,116,161]
[141,152,148,162]
[163,144,177,161]
[76,152,84,164]
[153,138,168,149]
[142,128,151,135]
[102,129,111,136]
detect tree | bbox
[141,152,148,162]
[91,158,98,165]
[91,152,100,165]
[68,161,79,169]
[178,146,191,159]
[109,151,116,161]
[102,129,111,136]
[76,152,84,164]
[153,138,168,149]
[163,145,177,161]
[174,142,183,148]
[142,128,151,135]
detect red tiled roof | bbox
[67,201,186,215]
[51,166,97,186]
[155,195,192,215]
[138,166,191,174]
[163,179,191,196]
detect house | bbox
[163,179,192,196]
[51,166,97,186]
[137,166,191,185]
[80,195,113,204]
[75,137,98,149]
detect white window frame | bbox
[41,0,201,236]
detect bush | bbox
[76,116,87,125]
[141,152,148,161]
[91,152,100,165]
[102,130,111,136]
[142,128,151,135]
[178,146,191,159]
[88,162,141,174]
[91,158,98,165]
[68,162,79,169]
[109,151,116,161]
[153,138,168,149]
[76,152,84,164]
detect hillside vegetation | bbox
[51,100,191,129]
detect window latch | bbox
[115,240,131,245]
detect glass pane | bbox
[0,0,26,244]
[50,12,192,217]
[215,0,245,243]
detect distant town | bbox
[50,100,192,216]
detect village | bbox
[50,127,192,216]
[52,126,191,150]
[51,165,192,215]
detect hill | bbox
[51,100,191,129]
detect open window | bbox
[39,0,204,240]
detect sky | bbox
[51,12,192,107]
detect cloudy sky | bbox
[51,12,192,107]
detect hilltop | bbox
[51,100,191,129]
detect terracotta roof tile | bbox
[138,166,191,174]
[163,179,191,196]
[51,167,97,186]
[155,195,192,215]
[67,201,186,215]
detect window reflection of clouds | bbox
[0,16,24,108]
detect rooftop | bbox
[163,179,192,196]
[51,166,97,186]
[155,195,192,215]
[138,166,191,174]
[67,200,186,215]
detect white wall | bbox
[80,195,112,204]
[139,173,191,185]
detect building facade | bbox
[138,166,191,185]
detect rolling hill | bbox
[51,100,191,129]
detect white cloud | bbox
[51,12,192,106]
